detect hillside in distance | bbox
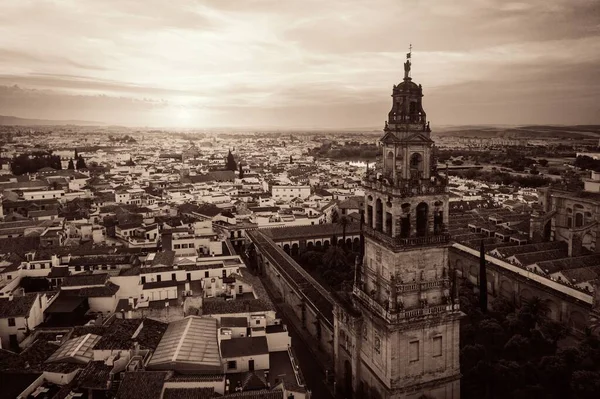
[0,115,105,126]
[433,125,600,139]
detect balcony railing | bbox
[398,279,448,293]
[352,286,457,323]
[363,175,448,198]
[363,225,451,249]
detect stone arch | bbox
[416,202,429,237]
[575,212,584,228]
[545,299,560,322]
[500,279,514,301]
[454,258,463,270]
[520,288,533,302]
[338,238,344,246]
[346,238,352,247]
[344,360,353,397]
[291,243,299,256]
[353,237,360,251]
[453,259,464,277]
[375,198,383,231]
[307,241,314,251]
[569,310,587,334]
[410,152,423,171]
[315,241,322,250]
[323,240,330,250]
[283,244,290,254]
[469,264,478,277]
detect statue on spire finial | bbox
[404,44,412,80]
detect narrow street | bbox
[283,312,335,399]
[241,247,335,398]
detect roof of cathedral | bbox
[261,222,361,241]
[246,230,335,326]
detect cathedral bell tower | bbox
[333,49,462,399]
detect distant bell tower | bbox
[334,48,462,399]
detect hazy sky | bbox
[1,0,599,128]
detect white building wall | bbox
[223,352,269,373]
[88,296,118,313]
[266,331,291,352]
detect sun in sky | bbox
[177,108,191,121]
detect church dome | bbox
[395,80,420,91]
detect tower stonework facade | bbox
[334,55,462,399]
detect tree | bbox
[322,245,347,270]
[226,149,237,171]
[504,334,531,361]
[461,343,486,371]
[479,240,488,313]
[320,245,353,288]
[518,296,549,331]
[299,250,323,272]
[338,215,350,249]
[570,370,600,399]
[331,209,339,224]
[76,155,86,169]
[239,163,244,179]
[67,158,74,169]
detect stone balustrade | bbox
[363,225,451,249]
[352,286,458,323]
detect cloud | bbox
[0,0,597,127]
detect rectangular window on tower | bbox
[409,340,419,362]
[433,336,443,357]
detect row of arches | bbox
[384,151,424,173]
[367,200,444,237]
[281,237,361,255]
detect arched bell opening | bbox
[410,153,423,179]
[375,198,383,232]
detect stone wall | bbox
[449,246,591,337]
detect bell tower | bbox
[334,49,462,399]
